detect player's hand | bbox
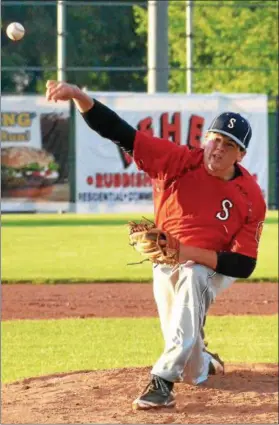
[46,80,79,102]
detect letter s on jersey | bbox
[216,199,233,221]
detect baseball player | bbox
[46,81,266,410]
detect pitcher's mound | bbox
[2,364,278,424]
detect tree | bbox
[133,0,278,97]
[1,2,57,93]
[1,0,146,93]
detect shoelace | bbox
[144,376,171,396]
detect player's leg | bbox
[183,332,224,384]
[183,272,235,384]
[151,264,214,382]
[152,264,177,342]
[200,315,207,346]
[132,265,235,410]
[133,263,211,410]
[153,264,207,346]
[132,264,177,410]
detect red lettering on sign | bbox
[187,115,205,148]
[160,112,181,145]
[104,174,113,188]
[137,117,154,136]
[114,173,121,188]
[92,173,152,188]
[117,146,133,169]
[123,173,130,188]
[86,176,94,185]
[123,151,133,166]
[96,173,103,188]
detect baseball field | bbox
[1,211,278,424]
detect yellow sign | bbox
[1,112,36,142]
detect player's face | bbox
[203,132,246,174]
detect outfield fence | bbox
[1,93,277,213]
[1,0,278,211]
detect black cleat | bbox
[206,350,225,375]
[132,375,175,410]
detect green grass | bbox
[1,212,278,227]
[2,316,278,384]
[1,213,149,228]
[1,211,278,282]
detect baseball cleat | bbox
[206,350,225,375]
[132,375,175,410]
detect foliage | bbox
[1,3,57,93]
[1,1,277,96]
[1,1,146,93]
[134,0,278,96]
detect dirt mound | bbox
[2,364,278,424]
[2,282,278,320]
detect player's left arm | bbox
[179,205,266,278]
[178,245,257,279]
[224,202,267,270]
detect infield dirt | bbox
[1,282,278,424]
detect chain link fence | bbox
[2,1,278,95]
[1,0,278,208]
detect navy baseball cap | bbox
[207,112,252,150]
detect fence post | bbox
[148,0,169,93]
[57,0,67,82]
[68,100,76,212]
[186,0,194,94]
[275,95,279,209]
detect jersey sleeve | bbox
[133,130,200,181]
[229,199,266,259]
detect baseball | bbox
[6,22,25,41]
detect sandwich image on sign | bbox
[1,146,59,198]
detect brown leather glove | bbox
[128,219,180,266]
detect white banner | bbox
[75,92,268,213]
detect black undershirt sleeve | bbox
[216,252,256,278]
[81,100,136,155]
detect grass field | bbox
[1,211,278,282]
[1,212,278,385]
[2,315,278,384]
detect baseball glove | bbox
[128,219,180,266]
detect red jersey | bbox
[133,131,266,259]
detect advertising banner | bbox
[1,96,70,212]
[75,93,268,213]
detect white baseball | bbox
[6,22,25,41]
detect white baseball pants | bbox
[151,262,235,384]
